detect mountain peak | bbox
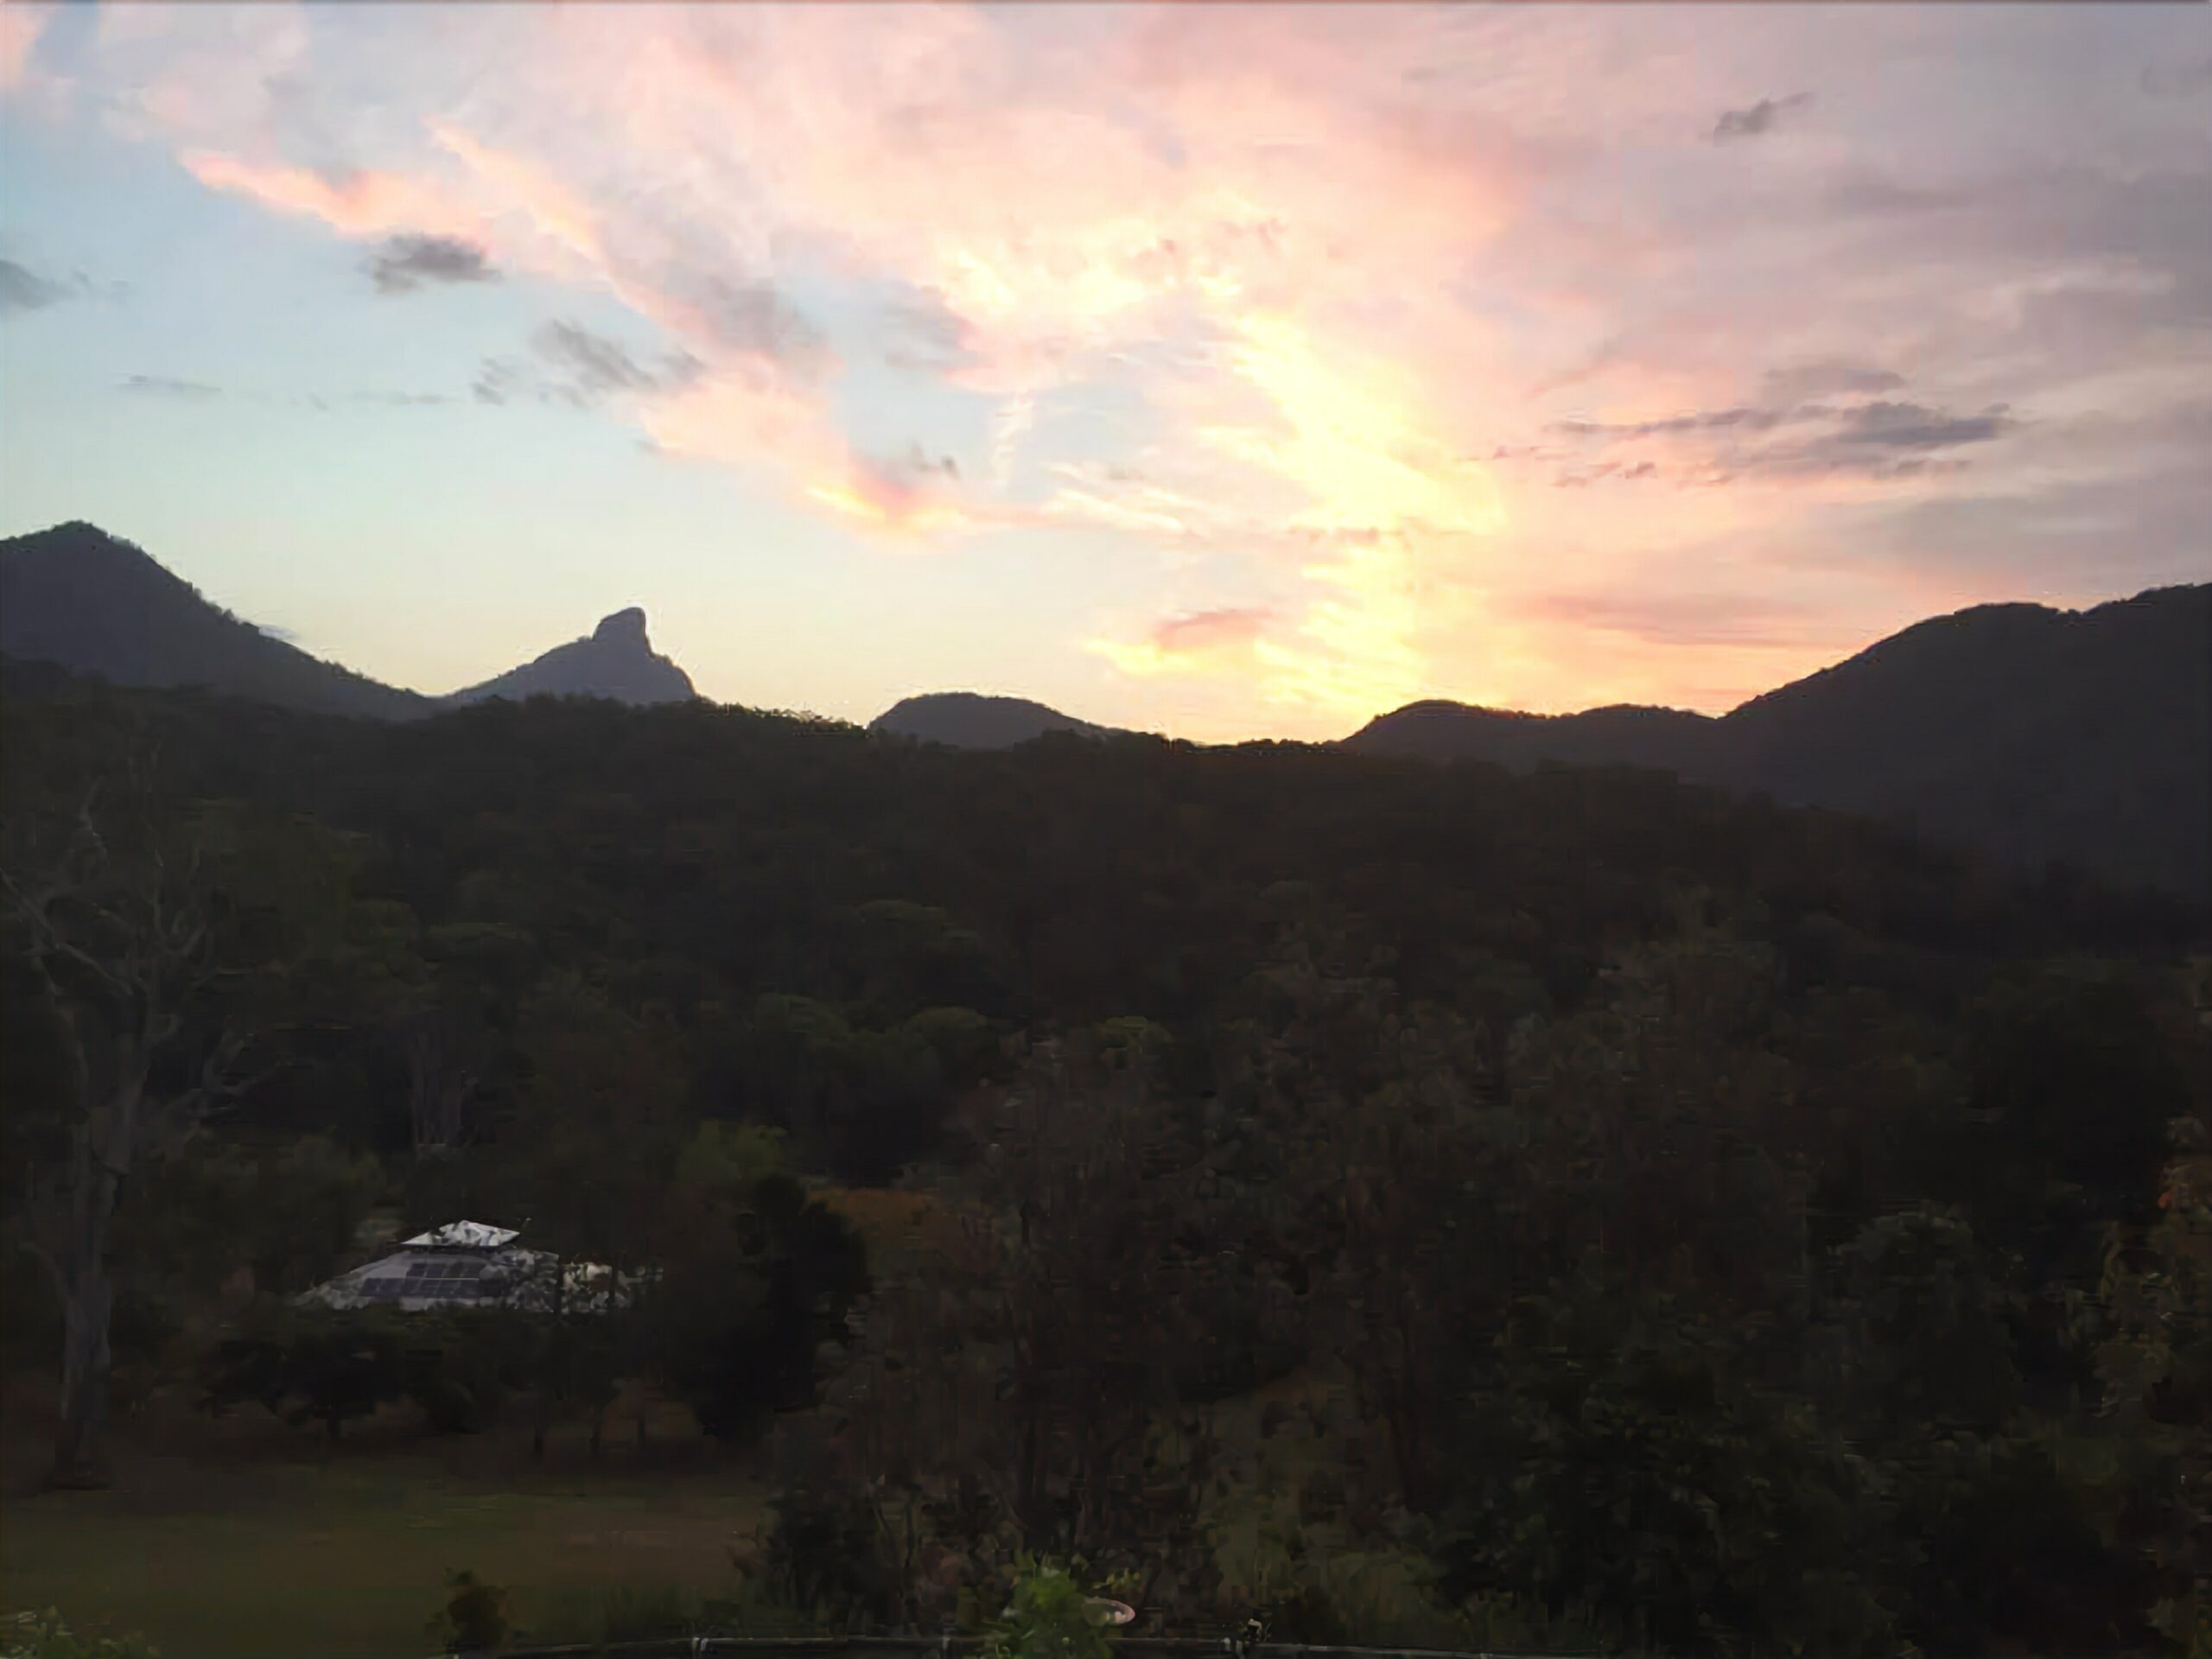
[446,608,696,707]
[872,690,1123,749]
[0,520,430,720]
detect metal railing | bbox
[460,1638,1599,1659]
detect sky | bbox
[1,3,2206,741]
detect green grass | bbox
[2,1400,764,1659]
[2,1361,1379,1659]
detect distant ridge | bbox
[444,607,695,707]
[1345,702,1714,776]
[0,522,430,721]
[0,521,699,715]
[3,521,2201,899]
[871,690,1128,749]
[1347,584,2212,900]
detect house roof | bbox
[402,1220,519,1249]
[298,1218,638,1315]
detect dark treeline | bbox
[1,664,2207,1657]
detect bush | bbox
[982,1559,1130,1659]
[429,1571,513,1656]
[654,1173,868,1441]
[200,1306,540,1439]
[1,1611,158,1659]
[756,1486,900,1624]
[402,1312,537,1434]
[1440,1289,1899,1657]
[200,1306,410,1440]
[1265,1586,1347,1645]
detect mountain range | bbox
[880,592,2207,903]
[3,519,2203,899]
[0,522,694,718]
[1344,584,2209,901]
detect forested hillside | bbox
[871,691,1122,748]
[0,523,431,721]
[1350,583,2212,901]
[10,523,2202,902]
[3,666,2206,1657]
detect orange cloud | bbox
[430,121,604,270]
[807,483,967,538]
[638,367,842,481]
[1208,313,1505,538]
[1154,607,1274,653]
[181,150,480,240]
[807,448,976,537]
[643,372,1007,539]
[1091,605,1274,678]
[1079,309,1509,724]
[97,4,2196,732]
[156,13,1547,728]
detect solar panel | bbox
[412,1281,485,1304]
[402,1260,483,1285]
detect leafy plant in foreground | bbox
[1,1611,158,1659]
[429,1570,514,1657]
[982,1558,1133,1659]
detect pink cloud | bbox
[60,3,2210,732]
[431,122,603,270]
[181,151,480,241]
[1504,589,1851,651]
[0,3,53,90]
[1153,607,1275,653]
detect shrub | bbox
[429,1571,514,1656]
[982,1559,1128,1659]
[758,1485,899,1623]
[200,1306,409,1440]
[1,1611,158,1659]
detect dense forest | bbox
[2,663,2207,1657]
[9,525,2206,906]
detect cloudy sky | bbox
[1,3,2206,738]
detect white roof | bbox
[298,1219,642,1316]
[402,1220,519,1249]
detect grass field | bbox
[2,1385,766,1659]
[2,1351,1380,1659]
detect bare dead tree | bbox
[2,775,269,1486]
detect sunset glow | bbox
[3,3,2204,736]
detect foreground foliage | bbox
[1,1612,157,1659]
[2,673,2207,1656]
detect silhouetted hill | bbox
[871,691,1125,748]
[1716,586,2210,899]
[10,520,2198,896]
[1,523,701,715]
[1350,702,1715,774]
[444,607,696,707]
[0,522,430,720]
[1347,584,2211,899]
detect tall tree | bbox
[0,768,271,1484]
[951,1031,1224,1565]
[2099,1117,2212,1656]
